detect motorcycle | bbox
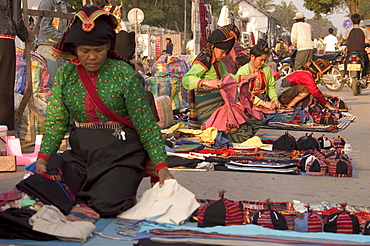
[346,52,370,96]
[278,51,345,92]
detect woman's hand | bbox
[203,79,222,89]
[272,100,281,109]
[157,168,174,187]
[262,101,275,110]
[36,158,48,173]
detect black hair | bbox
[351,13,361,25]
[295,19,305,22]
[328,28,334,34]
[165,37,172,42]
[250,40,270,57]
[190,34,193,39]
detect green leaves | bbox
[271,1,298,32]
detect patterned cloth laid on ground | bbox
[164,135,357,177]
[3,187,370,245]
[260,97,355,133]
[35,199,370,245]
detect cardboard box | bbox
[0,156,17,172]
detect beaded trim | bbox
[74,120,124,129]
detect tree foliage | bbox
[271,1,297,32]
[306,18,336,39]
[253,0,276,13]
[303,0,369,19]
[359,0,370,19]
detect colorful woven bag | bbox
[298,150,327,175]
[197,190,244,227]
[293,212,323,232]
[324,211,360,234]
[145,75,183,109]
[326,151,352,177]
[251,208,288,230]
[154,96,173,129]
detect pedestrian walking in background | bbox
[324,28,338,53]
[163,37,173,55]
[291,11,314,70]
[186,34,195,55]
[316,36,325,54]
[37,0,70,89]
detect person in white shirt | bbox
[323,28,338,53]
[291,12,314,70]
[186,34,195,55]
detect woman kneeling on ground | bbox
[35,5,173,217]
[277,59,337,110]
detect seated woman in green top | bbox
[183,25,261,143]
[183,25,247,128]
[236,40,281,112]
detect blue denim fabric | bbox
[37,0,70,46]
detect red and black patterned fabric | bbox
[251,209,288,230]
[324,211,360,234]
[197,191,244,227]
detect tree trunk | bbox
[344,0,359,14]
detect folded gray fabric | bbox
[29,205,95,242]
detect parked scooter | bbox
[279,51,345,92]
[346,52,370,96]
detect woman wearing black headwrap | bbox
[35,5,173,217]
[183,25,250,128]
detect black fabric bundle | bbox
[0,208,56,240]
[16,154,77,215]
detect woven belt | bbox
[195,89,221,96]
[74,120,127,140]
[73,120,124,130]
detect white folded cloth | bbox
[29,205,95,242]
[118,179,199,225]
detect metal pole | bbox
[135,9,138,60]
[184,0,187,54]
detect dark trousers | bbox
[62,126,147,217]
[0,39,16,130]
[294,49,313,70]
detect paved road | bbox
[0,85,369,245]
[2,85,368,206]
[139,85,370,207]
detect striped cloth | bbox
[223,199,245,226]
[293,212,323,232]
[145,76,183,109]
[324,211,360,234]
[197,198,244,227]
[154,96,174,129]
